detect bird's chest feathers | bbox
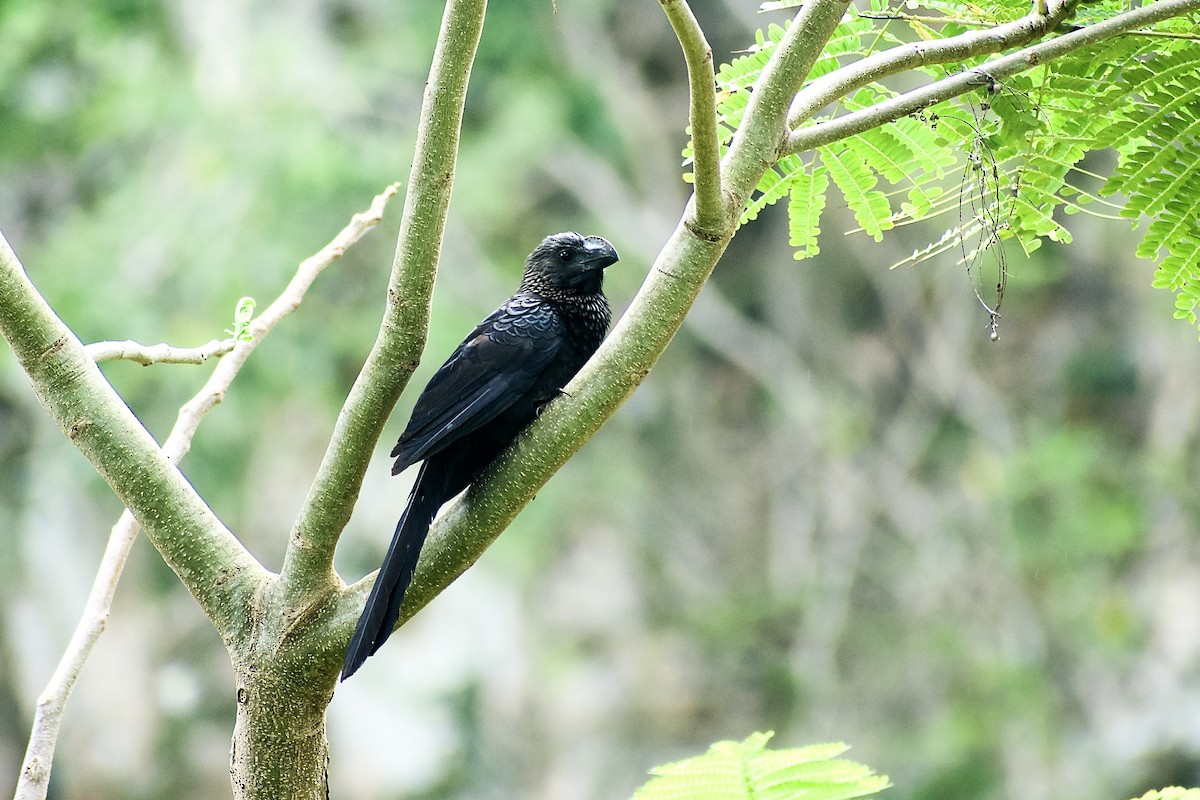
[551,294,611,357]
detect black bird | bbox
[341,232,619,680]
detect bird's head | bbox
[522,232,619,296]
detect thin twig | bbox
[857,11,1001,26]
[164,183,400,462]
[782,0,1200,155]
[660,0,726,230]
[86,338,236,365]
[12,183,399,800]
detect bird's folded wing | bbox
[390,298,563,472]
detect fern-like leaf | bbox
[1098,41,1200,332]
[1131,790,1200,800]
[705,2,1200,332]
[788,162,829,259]
[822,143,893,240]
[633,732,889,800]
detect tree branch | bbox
[81,178,395,376]
[660,0,726,230]
[0,231,268,618]
[11,184,397,800]
[16,510,140,800]
[280,0,489,605]
[782,0,1200,154]
[162,183,401,465]
[86,338,236,365]
[723,0,854,203]
[785,1,1074,129]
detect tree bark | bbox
[226,575,346,800]
[229,662,335,799]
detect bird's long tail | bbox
[341,461,448,680]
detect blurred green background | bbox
[2,0,1199,798]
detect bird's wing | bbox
[389,296,564,473]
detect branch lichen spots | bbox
[41,336,69,362]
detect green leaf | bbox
[712,6,1200,334]
[788,162,829,260]
[821,144,892,241]
[1131,790,1200,800]
[226,296,257,341]
[633,733,890,800]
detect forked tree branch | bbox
[784,0,1075,128]
[334,0,1200,638]
[279,0,490,606]
[782,0,1200,154]
[660,0,727,230]
[12,184,398,800]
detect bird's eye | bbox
[557,249,573,262]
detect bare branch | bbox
[856,12,1002,27]
[86,338,236,365]
[782,0,1200,155]
[165,182,400,464]
[244,184,401,338]
[785,2,1073,129]
[15,511,137,800]
[280,0,489,606]
[11,184,398,800]
[660,0,726,230]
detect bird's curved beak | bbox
[582,236,620,270]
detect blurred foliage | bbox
[2,1,1200,800]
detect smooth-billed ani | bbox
[341,232,619,680]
